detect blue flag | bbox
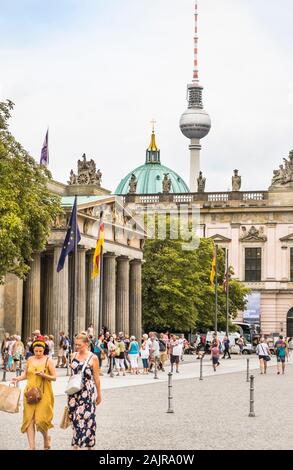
[40,129,49,166]
[57,196,81,272]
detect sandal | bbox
[44,436,52,450]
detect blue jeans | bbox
[142,358,148,369]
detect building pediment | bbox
[280,233,293,242]
[209,234,231,243]
[239,226,267,242]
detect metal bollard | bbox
[246,358,250,382]
[1,368,7,382]
[154,357,159,379]
[199,355,203,381]
[166,372,174,413]
[248,375,255,417]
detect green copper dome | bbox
[115,129,190,195]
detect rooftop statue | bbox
[68,154,102,187]
[162,173,171,194]
[232,169,241,191]
[128,174,137,194]
[197,171,206,193]
[271,150,293,186]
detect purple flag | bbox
[40,129,49,166]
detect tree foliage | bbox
[142,221,249,332]
[0,100,62,281]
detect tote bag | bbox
[0,384,21,413]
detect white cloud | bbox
[1,0,293,193]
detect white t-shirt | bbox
[172,344,181,356]
[140,344,149,359]
[256,343,269,356]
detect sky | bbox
[1,0,293,192]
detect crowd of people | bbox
[1,326,293,450]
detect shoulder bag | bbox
[25,357,49,405]
[65,354,93,396]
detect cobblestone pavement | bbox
[0,360,292,450]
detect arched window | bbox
[287,308,293,337]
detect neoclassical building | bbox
[118,150,293,338]
[0,156,145,341]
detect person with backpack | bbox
[275,335,288,375]
[211,343,220,372]
[93,334,104,372]
[158,333,167,371]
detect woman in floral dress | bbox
[68,333,102,450]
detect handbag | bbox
[25,387,43,404]
[0,384,21,413]
[65,354,93,395]
[60,405,71,429]
[264,355,271,362]
[25,357,48,405]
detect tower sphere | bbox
[180,106,211,140]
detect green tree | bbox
[0,100,62,281]
[142,222,249,332]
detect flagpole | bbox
[215,244,218,334]
[98,246,104,335]
[226,248,229,337]
[70,195,78,349]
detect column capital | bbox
[116,255,130,263]
[103,251,116,259]
[78,245,87,252]
[130,258,142,265]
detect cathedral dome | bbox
[114,129,189,195]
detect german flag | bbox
[91,213,105,279]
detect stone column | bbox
[102,252,116,332]
[5,275,23,336]
[52,246,69,341]
[41,253,54,335]
[23,253,41,340]
[86,252,100,335]
[76,248,86,334]
[116,256,130,335]
[129,259,142,342]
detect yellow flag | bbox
[91,218,105,279]
[210,253,216,287]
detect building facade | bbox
[0,156,145,341]
[120,154,293,337]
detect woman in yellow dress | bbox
[11,337,56,450]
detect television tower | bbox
[179,0,211,192]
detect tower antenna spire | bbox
[179,0,211,193]
[193,0,199,82]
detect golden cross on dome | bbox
[150,118,156,133]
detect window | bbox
[291,248,293,281]
[245,248,261,282]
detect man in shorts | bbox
[275,335,288,375]
[211,344,220,371]
[169,334,180,373]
